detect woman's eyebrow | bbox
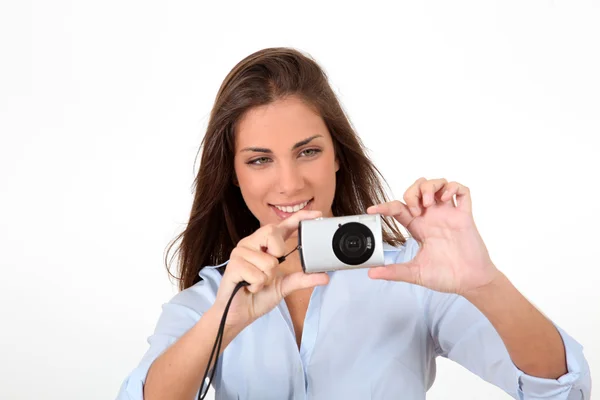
[240,134,323,153]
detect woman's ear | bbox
[335,158,340,172]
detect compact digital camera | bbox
[298,213,384,273]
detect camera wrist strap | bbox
[197,246,298,399]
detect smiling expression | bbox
[234,96,339,231]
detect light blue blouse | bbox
[117,237,591,399]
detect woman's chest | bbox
[284,288,313,349]
[216,275,435,399]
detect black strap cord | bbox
[197,246,298,399]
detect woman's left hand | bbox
[367,177,501,296]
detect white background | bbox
[1,1,598,399]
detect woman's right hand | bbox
[211,210,330,331]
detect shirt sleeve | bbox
[399,238,592,399]
[425,290,591,399]
[115,274,219,400]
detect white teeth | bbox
[275,200,309,213]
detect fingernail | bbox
[423,194,431,206]
[410,207,420,216]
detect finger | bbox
[233,246,277,284]
[439,185,455,204]
[239,210,322,257]
[441,181,472,213]
[367,262,420,285]
[238,223,286,258]
[230,256,268,293]
[440,181,458,204]
[279,271,329,298]
[239,224,287,258]
[367,200,413,229]
[276,209,323,241]
[454,182,472,213]
[403,177,427,217]
[420,178,448,208]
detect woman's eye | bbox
[300,148,322,157]
[248,157,271,165]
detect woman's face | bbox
[234,96,339,232]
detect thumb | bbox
[367,262,420,284]
[280,272,329,298]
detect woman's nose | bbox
[277,164,305,194]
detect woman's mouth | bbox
[270,199,313,219]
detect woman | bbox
[117,48,591,399]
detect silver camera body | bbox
[298,213,384,273]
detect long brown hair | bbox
[165,47,406,291]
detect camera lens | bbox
[332,222,375,265]
[345,235,361,250]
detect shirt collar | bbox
[203,260,229,270]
